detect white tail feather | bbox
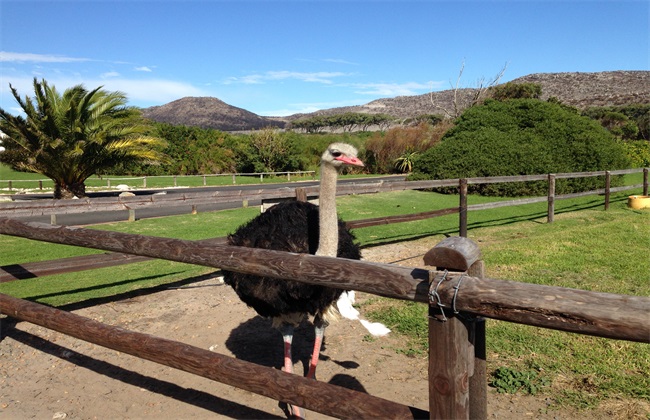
[336,291,391,337]
[359,319,391,337]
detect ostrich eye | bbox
[331,150,342,157]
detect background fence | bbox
[0,170,317,191]
[1,168,647,235]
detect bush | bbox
[222,129,306,173]
[363,122,450,174]
[410,99,631,196]
[583,104,650,141]
[619,139,650,168]
[112,123,236,176]
[490,82,542,101]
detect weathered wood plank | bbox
[466,174,548,184]
[467,261,487,420]
[467,196,547,211]
[346,207,458,229]
[0,237,228,283]
[429,313,472,419]
[0,294,419,419]
[0,253,149,282]
[0,218,648,343]
[423,236,481,271]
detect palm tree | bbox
[0,78,167,198]
[394,149,419,173]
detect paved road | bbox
[11,176,405,226]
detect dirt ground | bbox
[0,238,646,419]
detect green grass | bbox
[0,184,648,411]
[362,193,649,410]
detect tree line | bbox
[1,78,648,199]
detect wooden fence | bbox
[1,169,647,232]
[0,170,317,191]
[0,217,648,419]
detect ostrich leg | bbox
[280,324,295,374]
[279,324,306,419]
[307,317,327,379]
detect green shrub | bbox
[490,366,550,395]
[490,82,542,101]
[583,104,650,141]
[619,139,650,168]
[410,99,631,196]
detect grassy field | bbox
[0,163,382,192]
[0,180,648,412]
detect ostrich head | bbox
[322,143,364,169]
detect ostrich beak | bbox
[336,155,364,167]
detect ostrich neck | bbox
[316,163,339,257]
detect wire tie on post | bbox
[430,270,449,321]
[452,274,465,314]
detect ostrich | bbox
[222,143,386,417]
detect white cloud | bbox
[352,81,444,96]
[135,66,153,72]
[321,58,359,66]
[0,76,208,111]
[106,79,207,103]
[101,71,120,78]
[260,99,365,117]
[0,51,92,63]
[296,58,359,66]
[224,70,351,85]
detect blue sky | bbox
[1,0,648,117]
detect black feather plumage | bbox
[222,200,361,320]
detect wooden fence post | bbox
[174,175,177,187]
[459,179,468,238]
[143,176,147,188]
[296,187,308,202]
[643,168,648,196]
[604,171,611,211]
[547,174,555,223]
[423,236,486,419]
[467,260,487,420]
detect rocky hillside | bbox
[141,97,285,131]
[293,70,650,121]
[141,71,649,131]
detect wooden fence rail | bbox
[1,218,647,343]
[0,293,420,419]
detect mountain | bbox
[287,70,650,121]
[141,97,285,131]
[141,71,649,131]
